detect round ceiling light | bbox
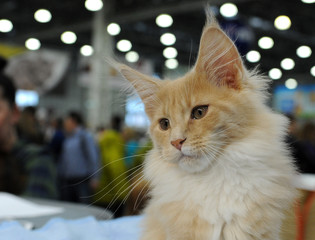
[280,58,295,70]
[274,15,291,30]
[85,0,103,11]
[301,0,315,3]
[258,36,274,49]
[269,68,282,80]
[296,45,312,58]
[117,39,132,52]
[107,23,121,36]
[34,9,52,23]
[165,59,178,69]
[0,19,13,33]
[156,14,173,28]
[25,38,41,50]
[220,3,238,18]
[61,31,77,44]
[80,45,94,56]
[163,47,178,59]
[246,50,261,63]
[160,33,176,46]
[285,78,298,90]
[125,51,139,63]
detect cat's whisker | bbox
[106,174,144,210]
[204,144,222,156]
[68,153,147,188]
[105,160,159,212]
[86,163,147,207]
[82,163,144,200]
[205,145,241,169]
[110,175,146,216]
[108,174,146,218]
[133,179,151,211]
[124,175,147,206]
[108,168,151,212]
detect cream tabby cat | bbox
[118,13,296,240]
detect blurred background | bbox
[0,1,315,236]
[0,0,314,129]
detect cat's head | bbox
[119,15,267,173]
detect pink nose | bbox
[171,138,186,150]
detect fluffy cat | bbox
[118,12,297,240]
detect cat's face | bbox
[148,71,253,173]
[119,17,256,173]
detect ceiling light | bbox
[0,19,13,33]
[25,38,41,50]
[246,50,261,63]
[311,66,315,77]
[274,15,291,30]
[285,78,298,90]
[160,33,176,46]
[80,45,94,56]
[165,59,178,69]
[296,45,312,58]
[163,47,178,59]
[117,39,132,52]
[220,3,238,18]
[61,31,77,44]
[125,51,139,63]
[258,36,274,49]
[269,68,282,80]
[280,58,295,70]
[107,23,120,36]
[85,0,103,11]
[34,9,52,23]
[156,14,173,28]
[301,0,315,3]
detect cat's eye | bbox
[159,118,170,131]
[191,105,208,120]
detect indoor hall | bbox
[0,0,314,239]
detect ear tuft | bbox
[195,17,244,90]
[117,64,161,116]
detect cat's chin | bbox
[178,154,213,174]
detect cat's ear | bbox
[195,22,244,90]
[118,64,161,116]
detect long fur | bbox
[118,11,297,240]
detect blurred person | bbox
[299,122,315,173]
[122,127,140,169]
[285,114,309,173]
[95,126,105,141]
[58,111,100,203]
[95,115,129,217]
[44,119,57,143]
[49,118,65,163]
[0,64,57,199]
[17,106,44,145]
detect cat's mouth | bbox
[177,152,212,173]
[178,152,196,162]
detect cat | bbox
[117,11,297,240]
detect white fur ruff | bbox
[143,112,296,240]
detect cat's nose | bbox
[171,138,186,151]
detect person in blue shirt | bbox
[58,111,100,203]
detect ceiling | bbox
[0,0,314,86]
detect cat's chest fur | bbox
[143,127,295,239]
